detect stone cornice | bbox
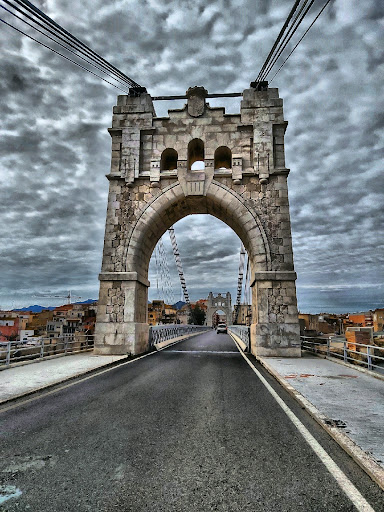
[99,272,150,287]
[251,271,297,285]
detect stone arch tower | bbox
[206,292,232,327]
[94,85,300,357]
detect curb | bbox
[0,355,131,408]
[228,332,247,352]
[257,356,384,491]
[0,348,94,372]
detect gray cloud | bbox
[0,0,383,313]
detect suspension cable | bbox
[259,0,314,82]
[168,226,191,306]
[0,16,130,93]
[1,2,132,89]
[255,0,302,84]
[254,0,331,87]
[269,0,333,83]
[15,0,141,89]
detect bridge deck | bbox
[0,331,382,510]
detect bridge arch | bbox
[123,180,271,282]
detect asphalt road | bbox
[0,330,382,511]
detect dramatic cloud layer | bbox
[0,0,383,312]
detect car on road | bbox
[216,323,227,334]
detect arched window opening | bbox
[214,146,232,170]
[161,148,178,171]
[191,160,205,170]
[188,138,205,170]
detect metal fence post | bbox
[367,346,372,371]
[327,337,331,357]
[343,340,347,363]
[6,341,11,366]
[40,339,45,359]
[64,338,68,354]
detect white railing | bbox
[0,335,94,369]
[228,325,250,351]
[301,335,384,375]
[149,324,209,347]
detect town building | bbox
[347,311,374,328]
[176,305,189,325]
[148,300,178,325]
[373,308,384,332]
[298,313,341,336]
[233,304,252,326]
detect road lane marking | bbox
[232,339,376,512]
[166,350,239,354]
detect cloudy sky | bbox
[0,0,383,313]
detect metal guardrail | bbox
[228,325,250,351]
[149,324,209,347]
[301,335,384,375]
[0,335,94,369]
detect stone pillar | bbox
[94,272,149,355]
[94,91,155,355]
[250,272,300,357]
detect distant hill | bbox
[13,299,97,312]
[13,305,56,313]
[173,301,186,310]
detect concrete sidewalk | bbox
[259,353,384,488]
[0,353,129,403]
[0,332,205,404]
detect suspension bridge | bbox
[0,0,333,350]
[0,0,338,355]
[2,2,383,510]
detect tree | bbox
[188,304,206,325]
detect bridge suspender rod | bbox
[168,227,190,306]
[154,238,175,306]
[234,243,246,324]
[236,244,246,306]
[244,256,251,306]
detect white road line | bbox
[167,350,239,354]
[232,339,376,512]
[0,337,184,414]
